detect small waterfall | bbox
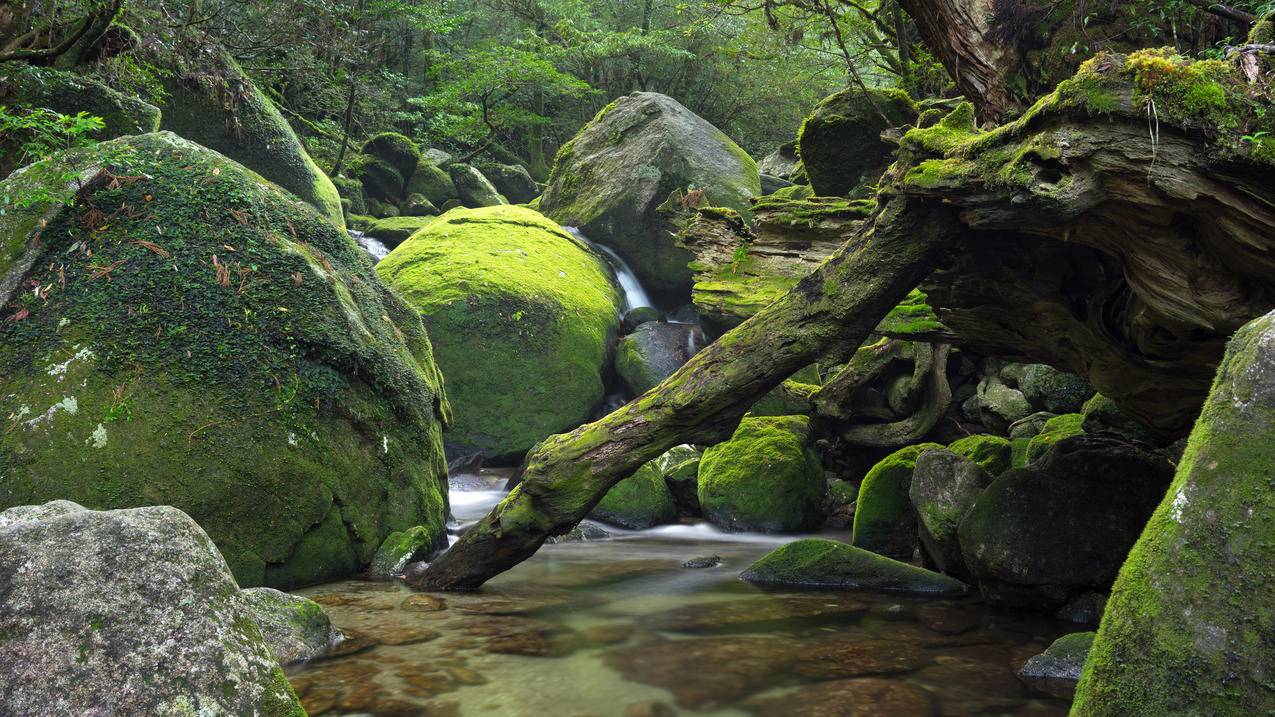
[562,226,654,312]
[348,229,391,262]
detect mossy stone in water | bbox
[376,205,620,462]
[0,133,450,590]
[851,443,943,559]
[697,415,825,532]
[368,524,446,578]
[741,538,968,595]
[1074,310,1275,715]
[1018,631,1094,699]
[591,462,677,529]
[797,87,917,196]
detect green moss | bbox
[360,132,420,179]
[404,158,458,207]
[356,156,405,204]
[331,176,367,217]
[698,415,825,532]
[591,462,677,529]
[0,133,449,590]
[876,288,946,337]
[363,215,437,248]
[741,538,968,594]
[767,183,815,200]
[368,523,445,576]
[376,205,619,462]
[1025,413,1085,464]
[948,434,1012,477]
[797,87,918,196]
[850,443,943,559]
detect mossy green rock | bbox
[741,538,968,595]
[401,193,438,217]
[332,176,367,217]
[361,132,420,179]
[364,215,438,249]
[406,159,459,207]
[698,415,825,532]
[591,462,677,529]
[1025,413,1085,464]
[368,524,446,578]
[0,133,450,590]
[851,443,943,559]
[652,444,702,517]
[1019,364,1092,413]
[540,92,761,298]
[241,587,340,666]
[479,162,540,204]
[151,44,344,230]
[948,434,1012,477]
[797,87,917,196]
[615,321,704,395]
[449,163,507,208]
[0,64,161,177]
[1018,631,1094,699]
[377,205,620,461]
[1080,393,1165,445]
[958,435,1173,610]
[0,503,305,716]
[909,448,993,578]
[358,156,406,205]
[1074,311,1275,715]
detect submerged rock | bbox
[615,320,706,395]
[540,91,761,298]
[851,443,943,559]
[1075,310,1275,714]
[376,205,619,461]
[745,677,935,717]
[959,435,1174,609]
[698,415,825,532]
[682,555,722,569]
[242,587,341,665]
[0,133,450,589]
[0,503,303,716]
[741,538,968,595]
[1018,631,1094,699]
[591,463,678,529]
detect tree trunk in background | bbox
[894,0,1025,122]
[415,198,961,590]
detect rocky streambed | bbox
[287,473,1077,717]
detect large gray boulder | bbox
[958,434,1174,609]
[480,162,541,204]
[0,502,304,716]
[540,92,762,298]
[909,448,993,578]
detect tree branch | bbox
[1184,0,1256,24]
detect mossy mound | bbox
[376,205,620,462]
[697,415,825,532]
[0,64,161,177]
[405,159,459,207]
[1025,413,1085,464]
[590,463,677,529]
[360,132,420,179]
[947,434,1012,477]
[148,44,344,230]
[1074,310,1275,714]
[0,132,450,590]
[797,87,917,196]
[357,157,406,205]
[364,216,438,249]
[540,92,761,299]
[851,443,943,559]
[741,538,968,595]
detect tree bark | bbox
[414,197,962,590]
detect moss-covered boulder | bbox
[479,162,540,204]
[947,434,1012,477]
[615,321,705,395]
[741,538,968,595]
[0,503,305,716]
[540,92,762,298]
[401,193,438,217]
[241,587,340,666]
[331,176,367,217]
[590,462,677,529]
[1080,393,1166,445]
[0,64,161,177]
[150,44,344,230]
[697,415,825,532]
[367,524,446,578]
[958,435,1173,610]
[851,443,942,559]
[364,215,437,249]
[909,448,993,578]
[0,133,450,589]
[652,444,702,517]
[1019,364,1092,414]
[1074,310,1275,715]
[1018,631,1094,700]
[357,156,406,205]
[376,205,620,461]
[360,132,420,180]
[797,87,917,196]
[406,158,459,207]
[449,163,507,208]
[1025,413,1085,464]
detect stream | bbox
[287,472,1077,717]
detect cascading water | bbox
[562,226,654,312]
[348,229,391,262]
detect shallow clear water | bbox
[289,475,1076,717]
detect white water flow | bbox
[563,226,654,312]
[347,229,390,262]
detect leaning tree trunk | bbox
[415,197,961,589]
